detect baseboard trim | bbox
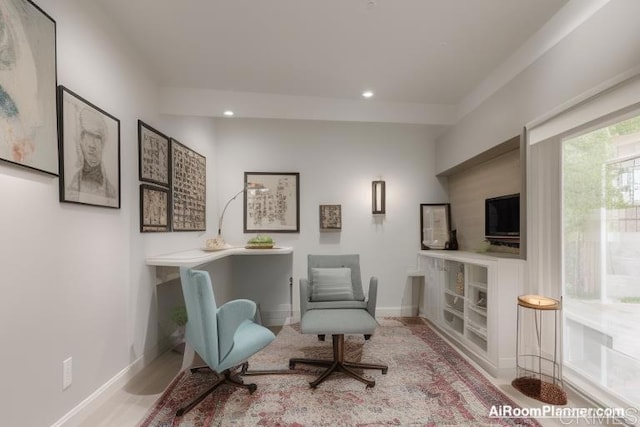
[51,342,170,427]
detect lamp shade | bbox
[372,180,385,214]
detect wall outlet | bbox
[62,357,72,390]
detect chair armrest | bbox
[217,299,257,359]
[299,278,310,318]
[366,277,378,318]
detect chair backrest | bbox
[179,267,220,369]
[307,254,365,301]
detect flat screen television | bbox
[485,194,520,238]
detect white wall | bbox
[0,1,218,426]
[212,118,447,316]
[436,0,640,175]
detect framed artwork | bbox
[244,172,299,233]
[320,204,342,230]
[58,86,121,208]
[420,203,451,249]
[171,138,206,231]
[140,184,170,232]
[0,0,58,175]
[138,120,170,187]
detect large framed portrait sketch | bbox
[0,0,58,175]
[244,172,299,233]
[58,86,121,208]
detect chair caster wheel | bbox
[248,383,257,394]
[366,381,375,388]
[309,382,318,389]
[382,368,388,374]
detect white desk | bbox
[146,246,294,326]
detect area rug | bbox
[139,317,540,426]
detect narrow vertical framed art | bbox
[171,138,206,231]
[138,120,170,187]
[140,184,171,232]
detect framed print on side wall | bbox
[244,172,299,233]
[0,0,58,175]
[420,203,451,249]
[138,120,170,187]
[140,184,170,232]
[171,138,206,231]
[320,204,342,230]
[58,86,121,208]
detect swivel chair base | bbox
[289,334,388,388]
[176,367,256,417]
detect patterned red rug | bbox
[139,317,540,426]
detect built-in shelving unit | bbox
[417,250,524,377]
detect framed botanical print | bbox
[138,120,170,187]
[244,172,299,233]
[320,204,342,230]
[58,86,121,208]
[420,203,451,249]
[140,184,171,232]
[0,0,58,175]
[171,138,206,231]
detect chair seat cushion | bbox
[310,267,355,301]
[300,309,377,335]
[218,319,275,372]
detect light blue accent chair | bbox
[176,267,275,417]
[289,254,388,388]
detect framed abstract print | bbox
[244,172,299,233]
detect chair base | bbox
[289,334,388,388]
[176,367,256,417]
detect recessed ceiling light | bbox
[362,91,374,98]
[223,110,234,116]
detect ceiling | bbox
[95,0,572,123]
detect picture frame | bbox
[244,172,300,233]
[420,203,451,249]
[58,86,121,208]
[138,120,170,187]
[171,138,206,231]
[319,204,342,230]
[0,0,58,175]
[140,184,171,232]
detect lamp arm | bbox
[218,188,245,235]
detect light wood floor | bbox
[75,334,603,427]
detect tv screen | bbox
[485,194,520,237]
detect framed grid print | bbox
[171,138,206,231]
[140,184,170,232]
[320,204,342,230]
[244,172,299,233]
[138,120,170,187]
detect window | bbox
[562,112,640,408]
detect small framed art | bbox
[420,203,451,249]
[138,120,170,187]
[244,172,300,233]
[320,204,342,230]
[58,86,121,208]
[140,184,171,232]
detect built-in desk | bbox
[146,246,294,326]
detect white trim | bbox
[50,343,169,427]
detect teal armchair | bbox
[176,267,275,416]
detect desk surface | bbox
[146,246,293,268]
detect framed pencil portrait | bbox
[140,184,171,232]
[171,139,206,231]
[0,0,58,175]
[244,172,300,233]
[58,86,121,208]
[138,120,170,187]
